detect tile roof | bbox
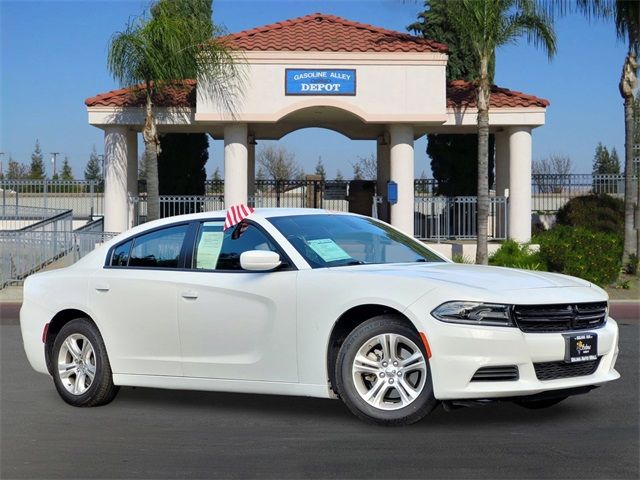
[84,80,197,108]
[219,12,448,53]
[86,79,548,109]
[447,80,550,109]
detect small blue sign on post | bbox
[387,181,398,205]
[285,69,356,96]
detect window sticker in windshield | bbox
[307,238,352,262]
[196,231,224,269]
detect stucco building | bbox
[85,13,549,239]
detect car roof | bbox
[114,208,355,235]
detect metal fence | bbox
[1,179,104,218]
[73,217,117,261]
[531,173,636,213]
[0,205,70,230]
[3,175,635,219]
[414,196,508,241]
[0,207,74,287]
[0,206,117,287]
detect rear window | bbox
[110,240,132,267]
[114,224,189,269]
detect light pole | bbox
[50,152,60,178]
[0,152,4,177]
[98,154,105,179]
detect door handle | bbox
[95,284,110,292]
[181,291,199,300]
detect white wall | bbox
[197,52,447,122]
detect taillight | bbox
[42,323,50,343]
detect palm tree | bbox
[444,0,556,264]
[613,1,639,269]
[107,0,243,221]
[541,0,639,269]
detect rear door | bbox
[88,223,190,376]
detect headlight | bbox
[431,301,514,327]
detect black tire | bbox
[335,316,438,426]
[514,396,568,410]
[51,318,119,407]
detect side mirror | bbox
[240,250,282,272]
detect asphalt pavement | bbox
[1,304,638,479]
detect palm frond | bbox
[106,2,244,115]
[615,0,639,55]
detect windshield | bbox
[269,214,445,268]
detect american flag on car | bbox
[224,204,254,230]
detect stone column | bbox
[104,126,129,233]
[376,135,391,223]
[126,130,138,229]
[223,123,248,207]
[389,124,415,235]
[495,131,510,196]
[247,137,256,206]
[494,131,510,239]
[508,127,533,242]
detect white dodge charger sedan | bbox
[20,209,620,425]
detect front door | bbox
[176,220,298,382]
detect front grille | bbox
[513,302,607,333]
[471,365,519,382]
[534,358,601,381]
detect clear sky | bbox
[0,0,629,179]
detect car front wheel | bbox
[335,316,438,425]
[51,318,119,407]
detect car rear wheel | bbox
[335,316,438,425]
[51,318,119,407]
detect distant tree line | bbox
[0,140,106,183]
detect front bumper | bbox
[425,316,620,400]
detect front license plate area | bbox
[563,333,598,363]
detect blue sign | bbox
[387,181,398,205]
[285,69,356,96]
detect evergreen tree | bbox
[335,169,344,182]
[210,166,223,193]
[84,146,103,181]
[61,156,74,180]
[29,140,46,179]
[314,158,327,180]
[157,133,208,200]
[593,142,621,174]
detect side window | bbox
[193,221,225,270]
[193,221,280,271]
[128,224,189,269]
[110,240,132,266]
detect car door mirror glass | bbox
[240,250,282,271]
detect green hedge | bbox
[536,225,622,286]
[556,194,624,235]
[489,240,542,270]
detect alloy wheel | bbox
[57,333,97,395]
[351,333,427,411]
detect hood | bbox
[333,262,594,292]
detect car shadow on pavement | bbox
[113,385,602,428]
